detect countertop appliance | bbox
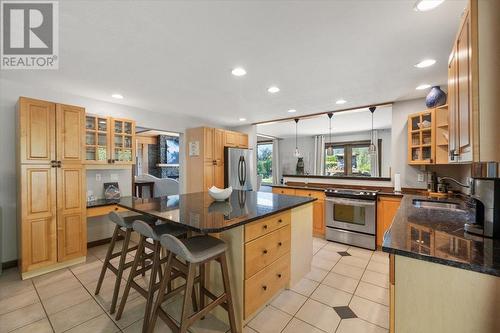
[224,147,254,191]
[466,178,500,238]
[325,188,378,250]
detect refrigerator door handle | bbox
[242,156,247,185]
[238,156,244,186]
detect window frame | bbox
[256,141,273,185]
[324,140,381,177]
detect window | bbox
[324,141,373,177]
[257,142,273,184]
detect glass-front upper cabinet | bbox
[110,118,135,164]
[407,110,435,165]
[85,115,110,164]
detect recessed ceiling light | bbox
[287,109,297,113]
[231,67,246,76]
[239,118,247,121]
[267,86,280,94]
[414,0,445,12]
[335,99,347,105]
[111,94,123,99]
[416,84,431,90]
[414,59,436,68]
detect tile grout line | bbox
[30,277,57,333]
[67,265,123,333]
[345,247,389,332]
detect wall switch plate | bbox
[110,174,119,181]
[95,173,101,181]
[417,173,424,182]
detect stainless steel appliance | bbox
[465,178,500,238]
[224,147,254,191]
[325,188,378,250]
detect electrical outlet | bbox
[417,173,424,182]
[110,173,119,181]
[95,173,101,181]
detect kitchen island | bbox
[117,190,315,330]
[383,195,500,333]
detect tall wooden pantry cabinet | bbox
[17,97,87,279]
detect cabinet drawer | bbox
[295,189,325,201]
[244,253,290,318]
[245,225,290,279]
[245,211,290,242]
[272,187,296,196]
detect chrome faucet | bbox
[437,176,471,195]
[437,176,470,188]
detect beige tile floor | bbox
[0,238,389,333]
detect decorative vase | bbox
[296,157,304,175]
[425,86,447,108]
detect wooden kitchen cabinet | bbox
[186,127,248,192]
[273,187,325,237]
[296,189,326,237]
[17,97,87,279]
[407,106,449,165]
[448,2,475,163]
[224,130,248,148]
[376,195,402,247]
[84,115,136,165]
[110,118,136,164]
[272,187,296,196]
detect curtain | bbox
[370,130,380,177]
[313,135,325,175]
[272,139,281,184]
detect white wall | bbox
[0,78,220,263]
[280,136,315,175]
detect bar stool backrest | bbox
[159,234,191,262]
[132,220,155,239]
[108,211,132,228]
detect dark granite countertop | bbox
[117,190,316,233]
[87,199,120,208]
[382,195,500,277]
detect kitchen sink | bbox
[412,199,464,211]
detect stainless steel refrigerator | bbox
[224,147,254,191]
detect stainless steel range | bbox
[324,188,378,250]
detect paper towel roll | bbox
[394,173,402,193]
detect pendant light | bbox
[369,106,377,155]
[326,112,334,156]
[293,118,300,157]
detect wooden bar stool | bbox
[149,234,238,333]
[115,220,192,333]
[94,211,158,314]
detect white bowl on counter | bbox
[208,186,233,201]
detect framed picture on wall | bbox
[166,137,179,165]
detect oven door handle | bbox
[325,197,376,207]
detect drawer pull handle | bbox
[308,193,311,196]
[263,249,268,254]
[277,273,282,278]
[263,225,268,229]
[278,242,282,246]
[262,285,267,291]
[278,219,282,223]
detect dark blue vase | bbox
[426,86,447,108]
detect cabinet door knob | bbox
[262,285,267,291]
[278,219,282,223]
[277,273,282,278]
[263,249,268,254]
[263,224,268,229]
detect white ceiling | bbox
[2,0,466,126]
[257,105,393,138]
